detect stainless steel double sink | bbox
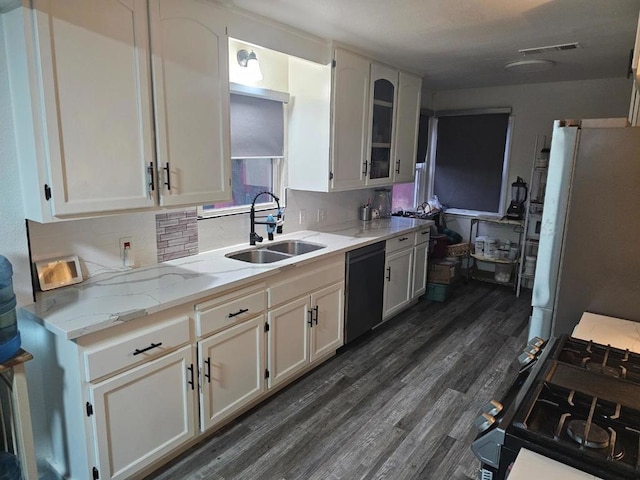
[225,240,326,264]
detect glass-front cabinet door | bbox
[368,64,398,185]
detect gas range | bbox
[472,335,640,479]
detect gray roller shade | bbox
[230,94,284,158]
[434,112,510,212]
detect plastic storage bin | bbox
[426,283,450,302]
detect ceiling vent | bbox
[518,42,580,55]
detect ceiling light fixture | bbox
[237,49,263,82]
[504,59,555,73]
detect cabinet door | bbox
[309,282,344,363]
[150,0,231,206]
[89,346,196,480]
[267,296,310,389]
[412,243,429,299]
[199,316,265,432]
[33,0,155,216]
[383,248,414,319]
[367,63,398,186]
[394,72,422,183]
[330,49,370,190]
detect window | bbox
[199,87,287,217]
[427,108,513,216]
[392,111,430,213]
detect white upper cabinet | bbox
[149,0,231,207]
[330,48,371,190]
[287,48,422,192]
[30,0,156,217]
[394,72,422,183]
[8,0,230,222]
[366,63,398,186]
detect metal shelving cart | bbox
[516,134,550,296]
[467,216,525,293]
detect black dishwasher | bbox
[344,241,385,344]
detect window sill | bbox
[197,203,281,220]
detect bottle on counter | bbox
[0,256,20,363]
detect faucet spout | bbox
[249,191,283,246]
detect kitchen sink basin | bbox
[264,240,326,256]
[225,240,326,264]
[225,249,290,264]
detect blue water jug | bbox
[0,256,20,363]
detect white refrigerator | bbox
[529,119,640,340]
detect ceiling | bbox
[220,0,640,90]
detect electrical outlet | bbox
[317,208,327,223]
[299,209,307,225]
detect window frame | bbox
[426,108,513,217]
[198,83,289,219]
[198,156,284,218]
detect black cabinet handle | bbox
[147,162,155,192]
[204,357,211,383]
[399,237,409,241]
[421,231,429,235]
[386,267,391,281]
[163,162,171,190]
[308,309,314,327]
[187,364,195,390]
[313,306,319,325]
[363,161,368,176]
[395,159,401,174]
[228,308,249,318]
[133,342,162,356]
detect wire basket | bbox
[446,242,470,257]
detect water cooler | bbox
[0,256,20,363]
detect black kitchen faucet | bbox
[249,191,283,245]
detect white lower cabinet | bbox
[383,234,415,319]
[266,256,345,389]
[309,283,344,361]
[267,296,310,388]
[412,227,430,299]
[89,345,197,480]
[198,315,265,431]
[25,258,345,480]
[267,282,344,389]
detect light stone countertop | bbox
[21,217,433,340]
[572,312,640,353]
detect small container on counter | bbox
[359,205,372,221]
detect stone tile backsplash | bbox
[156,209,199,262]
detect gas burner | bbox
[566,420,610,449]
[585,362,621,378]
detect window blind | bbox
[230,94,284,158]
[433,112,510,212]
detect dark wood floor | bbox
[147,281,531,480]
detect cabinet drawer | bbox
[196,286,266,338]
[386,232,416,254]
[84,316,190,382]
[415,227,430,245]
[268,260,344,308]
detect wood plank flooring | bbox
[146,281,531,480]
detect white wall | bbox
[0,16,31,306]
[427,77,633,241]
[229,38,290,91]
